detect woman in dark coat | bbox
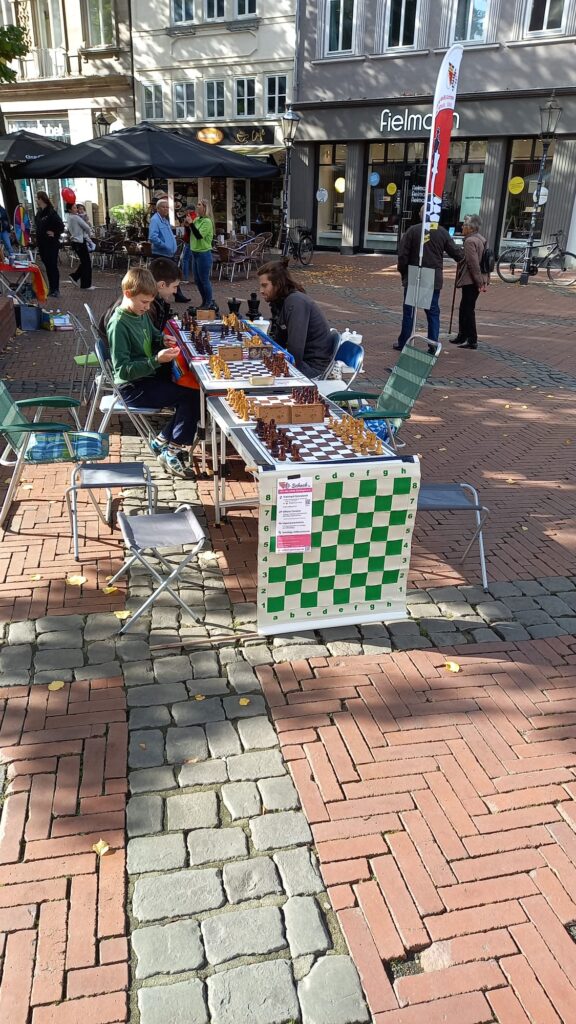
[35,191,64,297]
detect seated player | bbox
[106,267,199,479]
[257,259,333,378]
[99,257,180,337]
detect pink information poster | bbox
[276,477,313,553]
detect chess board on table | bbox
[257,461,420,633]
[180,330,254,358]
[250,422,388,464]
[194,356,307,391]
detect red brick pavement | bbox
[0,676,129,1023]
[265,638,576,1022]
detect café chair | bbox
[317,338,364,397]
[107,504,206,633]
[66,461,156,561]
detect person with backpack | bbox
[0,203,13,259]
[451,214,490,351]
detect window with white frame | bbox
[0,0,14,25]
[85,0,115,47]
[174,82,195,119]
[387,0,420,48]
[206,80,225,118]
[235,78,256,117]
[326,0,355,52]
[266,75,287,115]
[452,0,490,42]
[143,85,164,120]
[526,0,566,33]
[173,0,194,21]
[205,0,224,17]
[237,0,256,14]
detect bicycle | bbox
[496,230,576,286]
[282,225,314,266]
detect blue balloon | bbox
[369,172,380,187]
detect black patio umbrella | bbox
[0,129,67,166]
[11,122,279,181]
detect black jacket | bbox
[397,223,461,291]
[36,206,64,250]
[269,291,332,377]
[99,294,173,339]
[0,205,10,233]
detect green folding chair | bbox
[329,334,440,451]
[0,379,108,529]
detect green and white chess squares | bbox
[257,462,420,631]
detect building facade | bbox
[0,0,135,222]
[291,0,576,254]
[131,0,296,238]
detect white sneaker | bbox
[81,285,97,291]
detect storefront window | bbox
[251,177,283,240]
[442,139,487,231]
[365,141,408,252]
[316,143,347,246]
[501,138,555,243]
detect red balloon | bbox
[61,187,76,204]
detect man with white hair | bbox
[148,197,189,303]
[452,214,488,350]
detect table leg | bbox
[199,388,207,474]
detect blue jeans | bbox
[120,368,200,446]
[1,230,13,258]
[397,287,440,349]
[181,244,191,280]
[192,250,213,307]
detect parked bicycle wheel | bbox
[496,248,526,283]
[298,234,314,266]
[546,250,576,286]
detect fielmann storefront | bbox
[290,91,576,256]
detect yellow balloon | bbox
[508,176,525,195]
[386,182,398,196]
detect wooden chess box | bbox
[218,345,243,361]
[253,400,325,425]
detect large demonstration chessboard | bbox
[250,421,386,464]
[257,461,421,633]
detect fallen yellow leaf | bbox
[102,585,118,594]
[414,434,422,439]
[564,440,572,446]
[30,574,42,581]
[239,697,251,706]
[506,478,516,484]
[194,694,206,701]
[504,404,510,409]
[92,838,110,857]
[445,661,461,673]
[21,483,33,491]
[521,526,529,531]
[66,574,86,586]
[139,743,147,750]
[47,680,66,691]
[438,447,446,452]
[114,610,130,620]
[184,757,199,764]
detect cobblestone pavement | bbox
[1,255,576,1022]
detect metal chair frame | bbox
[417,482,490,591]
[65,462,157,561]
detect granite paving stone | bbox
[221,781,261,820]
[166,726,209,765]
[242,645,275,666]
[475,601,515,623]
[527,623,569,638]
[184,676,230,696]
[298,955,370,1024]
[166,791,219,830]
[116,638,152,662]
[207,961,299,1024]
[133,867,225,921]
[123,660,155,686]
[504,596,539,610]
[36,629,83,649]
[555,617,576,632]
[513,609,555,626]
[486,582,521,598]
[34,648,84,670]
[273,849,324,896]
[201,904,286,965]
[386,620,420,635]
[237,716,278,750]
[132,919,205,979]
[127,682,188,707]
[206,720,242,758]
[226,662,260,692]
[426,586,464,603]
[84,612,123,641]
[492,623,532,641]
[172,698,225,725]
[129,729,165,769]
[258,775,299,811]
[273,644,329,663]
[223,694,267,719]
[127,833,187,873]
[272,632,317,646]
[187,826,248,865]
[178,759,228,787]
[250,811,312,851]
[516,580,549,596]
[468,628,501,643]
[190,651,220,678]
[86,641,117,664]
[154,654,193,683]
[129,767,177,794]
[227,749,286,782]
[129,706,172,730]
[127,794,163,837]
[36,614,84,633]
[540,577,576,592]
[138,977,208,1024]
[74,661,122,680]
[283,896,330,957]
[392,635,432,650]
[222,856,283,904]
[536,595,575,616]
[33,669,74,686]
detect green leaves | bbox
[0,26,28,84]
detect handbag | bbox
[86,238,96,252]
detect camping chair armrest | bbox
[329,389,381,402]
[356,409,410,421]
[15,396,81,409]
[0,421,74,435]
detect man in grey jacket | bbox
[395,207,461,351]
[452,214,488,350]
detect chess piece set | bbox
[226,387,328,425]
[327,414,385,454]
[261,351,290,378]
[209,354,232,379]
[255,419,305,462]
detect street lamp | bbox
[94,111,114,229]
[519,95,562,285]
[280,106,301,257]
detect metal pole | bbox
[519,140,549,286]
[103,179,110,230]
[281,143,290,257]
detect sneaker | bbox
[81,285,97,291]
[149,435,167,456]
[158,446,190,478]
[68,276,79,287]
